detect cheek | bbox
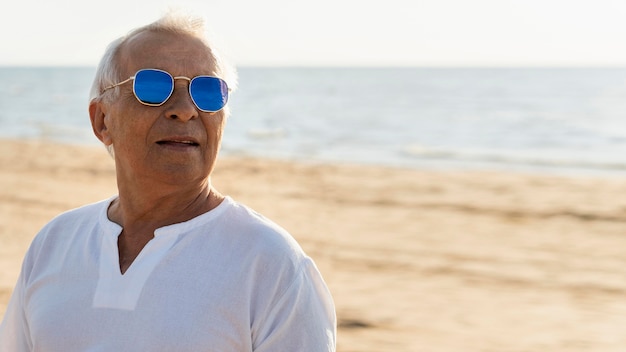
[206,115,226,144]
[106,117,126,145]
[107,106,152,145]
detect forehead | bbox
[118,30,217,77]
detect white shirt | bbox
[0,196,336,351]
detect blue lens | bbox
[133,69,174,105]
[189,76,229,112]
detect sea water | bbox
[1,66,626,175]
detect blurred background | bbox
[2,1,626,351]
[2,0,626,175]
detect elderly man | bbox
[0,12,336,351]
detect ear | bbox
[89,99,112,146]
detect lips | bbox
[156,137,200,147]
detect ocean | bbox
[2,66,626,175]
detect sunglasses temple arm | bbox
[103,76,136,92]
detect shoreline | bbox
[1,139,626,351]
[8,136,626,179]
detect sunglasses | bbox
[102,68,229,113]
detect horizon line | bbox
[1,64,626,69]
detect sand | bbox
[1,139,625,351]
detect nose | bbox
[164,81,198,122]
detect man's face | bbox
[97,30,226,186]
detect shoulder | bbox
[220,197,305,259]
[216,197,310,281]
[19,197,114,281]
[218,200,337,349]
[36,197,112,237]
[27,197,112,257]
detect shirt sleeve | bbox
[0,263,33,351]
[252,257,336,352]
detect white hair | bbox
[89,10,237,103]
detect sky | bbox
[2,0,626,67]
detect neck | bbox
[108,175,223,233]
[108,171,224,275]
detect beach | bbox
[1,139,626,351]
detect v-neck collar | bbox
[92,195,232,310]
